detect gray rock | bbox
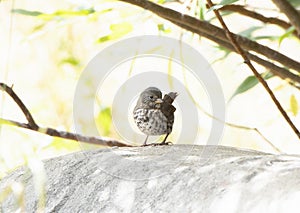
[1,145,300,212]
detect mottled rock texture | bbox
[1,145,300,212]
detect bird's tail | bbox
[163,92,178,104]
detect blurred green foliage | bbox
[97,22,133,43]
[96,107,112,136]
[290,94,298,116]
[230,72,273,101]
[1,1,300,210]
[1,0,300,184]
[0,0,300,211]
[12,8,96,20]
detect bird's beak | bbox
[155,98,163,104]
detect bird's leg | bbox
[142,134,172,146]
[160,133,172,145]
[143,135,149,146]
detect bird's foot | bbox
[141,141,173,147]
[159,141,173,146]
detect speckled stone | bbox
[1,145,300,212]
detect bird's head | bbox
[136,87,163,109]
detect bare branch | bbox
[217,4,299,37]
[272,0,300,37]
[206,0,300,140]
[0,81,283,151]
[0,118,131,147]
[0,83,132,147]
[0,83,38,130]
[170,19,300,84]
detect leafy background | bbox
[1,0,300,180]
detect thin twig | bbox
[224,122,282,153]
[180,67,282,153]
[0,83,132,147]
[272,0,300,37]
[215,4,299,37]
[193,92,282,153]
[206,0,300,140]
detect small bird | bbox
[133,87,178,146]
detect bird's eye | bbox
[149,95,154,99]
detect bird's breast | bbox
[133,108,173,135]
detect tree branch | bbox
[217,4,299,37]
[0,83,38,130]
[0,83,132,147]
[272,0,300,37]
[170,19,300,84]
[206,0,300,140]
[119,0,300,84]
[0,82,283,152]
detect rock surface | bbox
[1,145,300,212]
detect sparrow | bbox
[133,87,178,146]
